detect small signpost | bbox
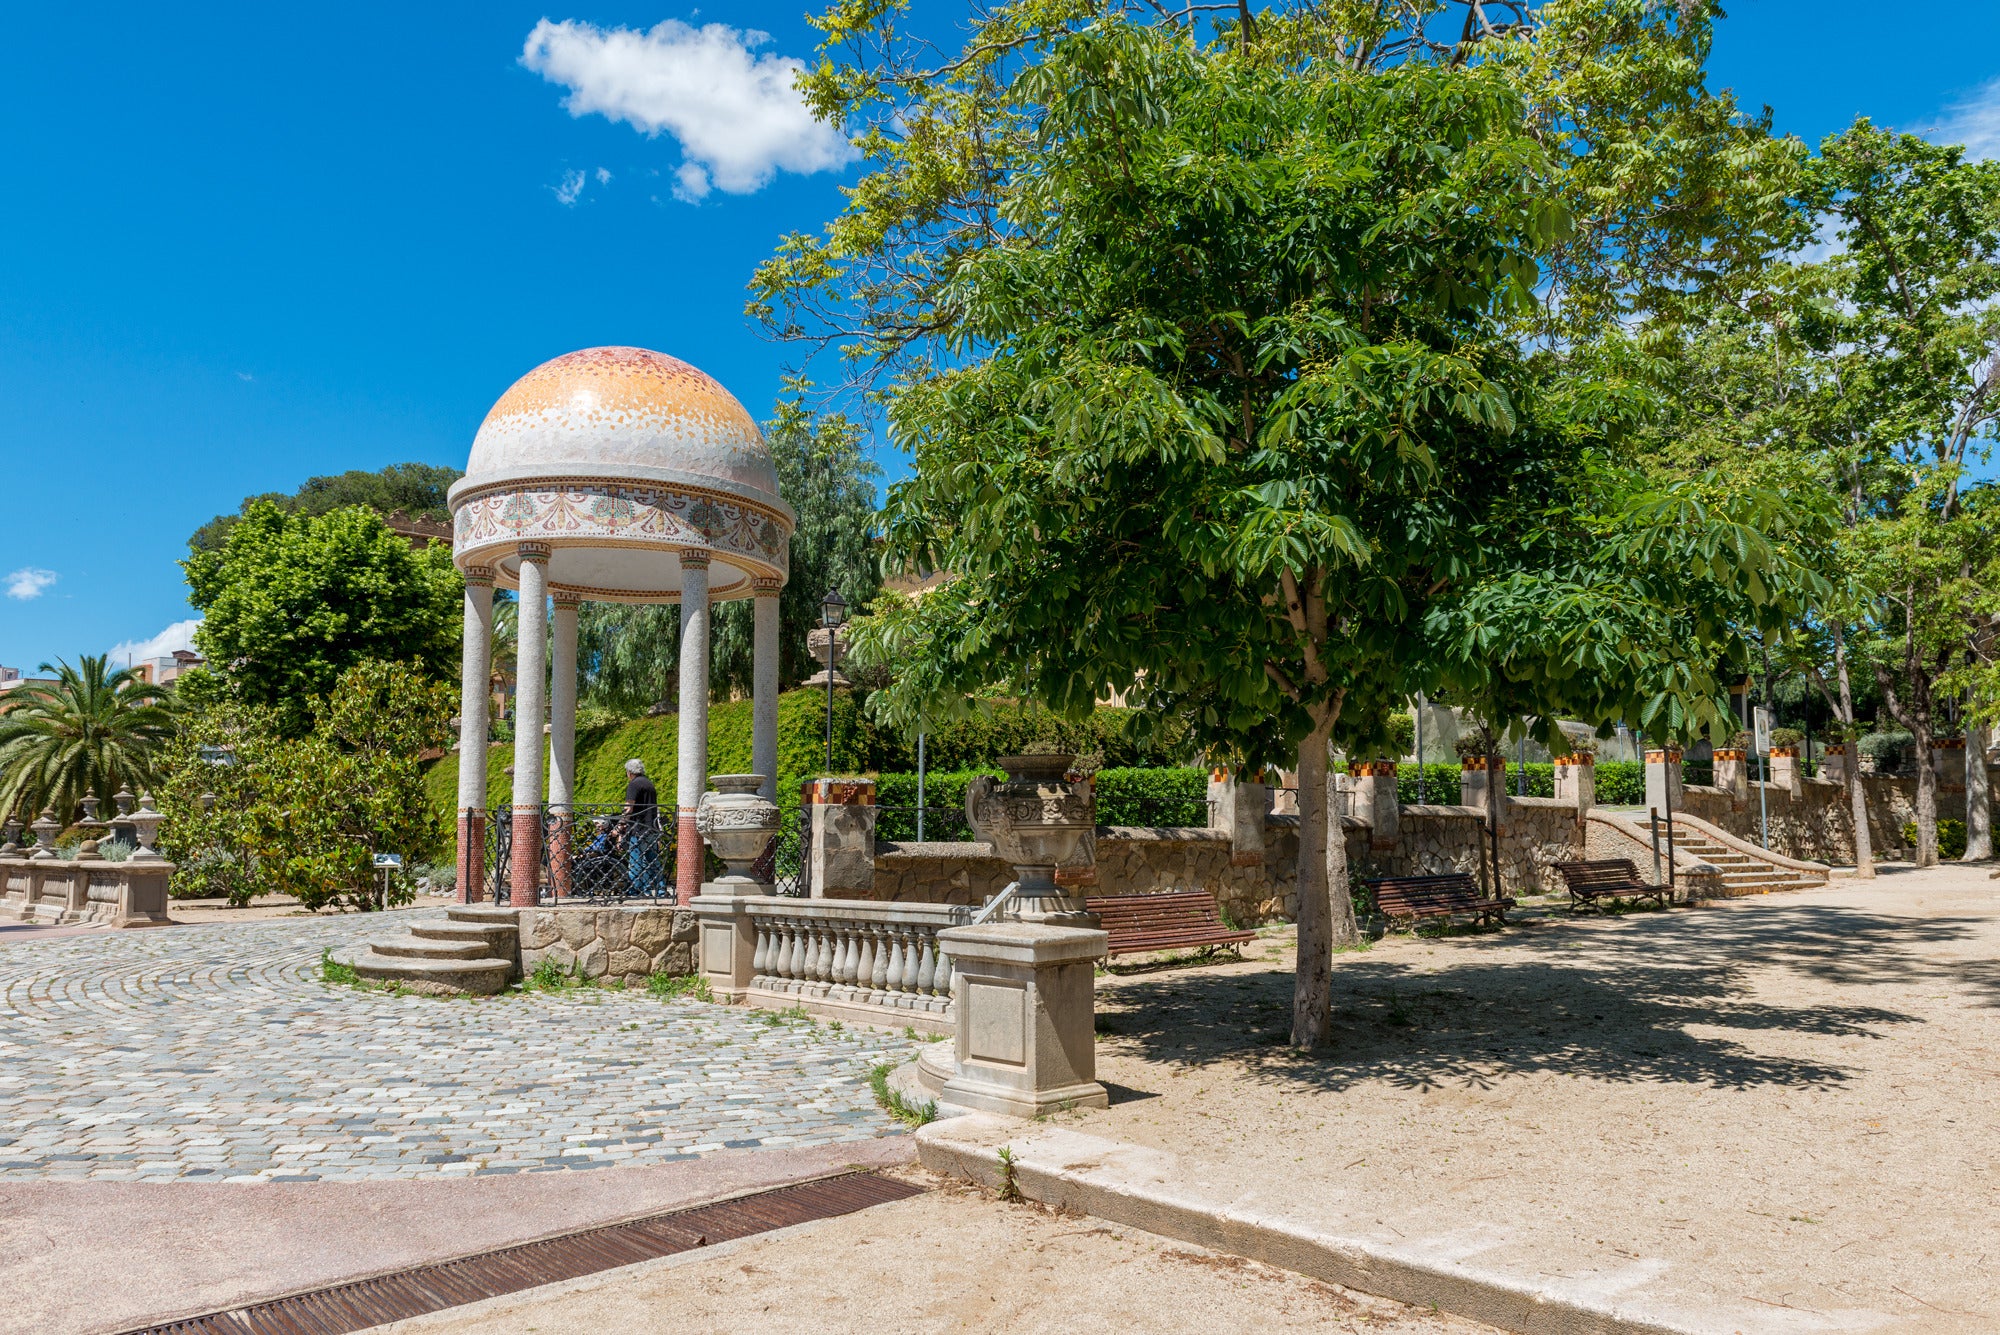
[373,853,402,911]
[1752,705,1772,850]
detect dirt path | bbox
[1064,862,2000,1332]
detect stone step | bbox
[447,906,523,926]
[412,921,518,951]
[338,948,513,996]
[371,934,495,962]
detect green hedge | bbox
[1343,760,1646,806]
[871,765,1210,841]
[873,703,1187,773]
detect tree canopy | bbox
[182,502,461,733]
[187,462,462,554]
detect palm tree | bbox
[0,655,178,823]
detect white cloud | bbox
[551,168,588,205]
[235,370,255,382]
[595,166,612,185]
[521,18,854,199]
[107,617,202,667]
[1928,77,2000,161]
[4,568,56,600]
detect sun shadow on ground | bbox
[1097,901,1984,1095]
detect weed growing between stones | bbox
[526,958,592,992]
[646,972,714,1002]
[867,1060,938,1127]
[996,1145,1022,1201]
[319,949,358,986]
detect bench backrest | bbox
[1087,890,1229,932]
[1554,859,1645,889]
[1367,873,1483,912]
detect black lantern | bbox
[820,587,847,774]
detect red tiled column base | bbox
[676,809,702,902]
[455,811,485,905]
[510,810,542,907]
[547,814,574,902]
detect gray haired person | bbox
[622,759,665,898]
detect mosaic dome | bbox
[458,346,784,513]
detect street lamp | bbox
[820,587,848,774]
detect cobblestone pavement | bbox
[0,911,915,1183]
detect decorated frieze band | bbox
[679,550,711,570]
[551,589,583,607]
[517,541,552,562]
[462,564,495,588]
[453,481,790,566]
[751,575,785,594]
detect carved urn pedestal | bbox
[694,774,781,897]
[966,754,1097,926]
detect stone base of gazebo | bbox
[516,903,700,986]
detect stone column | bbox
[1350,761,1399,852]
[805,778,877,897]
[1819,744,1848,785]
[1461,757,1507,816]
[1933,738,1967,794]
[547,590,581,901]
[936,921,1110,1118]
[1712,749,1748,807]
[454,564,494,904]
[752,579,782,802]
[1554,752,1597,815]
[1768,747,1803,798]
[675,553,712,902]
[509,545,551,908]
[1966,726,1993,862]
[1207,767,1272,866]
[1644,747,1684,815]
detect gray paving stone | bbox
[0,910,914,1181]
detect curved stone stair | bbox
[334,906,519,996]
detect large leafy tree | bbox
[183,502,461,733]
[158,661,454,910]
[0,656,178,823]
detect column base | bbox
[455,810,486,905]
[509,809,542,908]
[675,809,703,903]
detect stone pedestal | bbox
[692,892,760,1002]
[1553,754,1596,815]
[1932,739,1967,794]
[1768,749,1803,798]
[1460,758,1507,825]
[1644,749,1683,816]
[1712,749,1748,806]
[1208,768,1273,866]
[1819,744,1847,785]
[936,922,1108,1119]
[806,779,877,897]
[1349,762,1399,851]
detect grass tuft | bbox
[319,949,358,986]
[868,1060,939,1128]
[646,972,714,1002]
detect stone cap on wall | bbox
[802,778,875,805]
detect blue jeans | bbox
[627,828,666,900]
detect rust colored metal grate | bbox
[118,1170,924,1335]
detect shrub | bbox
[1769,727,1805,751]
[647,971,714,1001]
[1095,766,1207,826]
[1901,819,1967,859]
[170,848,256,904]
[1859,731,1913,767]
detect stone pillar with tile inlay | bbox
[806,778,877,897]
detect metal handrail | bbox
[970,880,1022,926]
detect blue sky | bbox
[1,1,1995,672]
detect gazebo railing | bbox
[488,804,680,904]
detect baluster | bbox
[799,921,817,983]
[813,922,832,984]
[854,927,876,996]
[752,919,770,976]
[890,930,912,994]
[936,943,954,1002]
[773,920,793,980]
[871,925,891,990]
[915,930,936,995]
[836,925,858,986]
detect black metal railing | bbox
[875,804,975,843]
[772,806,811,897]
[487,803,678,905]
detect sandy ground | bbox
[1064,861,2000,1332]
[385,1171,1498,1335]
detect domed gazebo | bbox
[449,347,794,906]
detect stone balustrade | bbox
[0,857,172,928]
[695,894,965,1037]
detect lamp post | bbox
[820,587,847,775]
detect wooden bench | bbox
[1555,859,1670,913]
[1363,873,1513,931]
[1086,890,1257,959]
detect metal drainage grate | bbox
[120,1170,925,1335]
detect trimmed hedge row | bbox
[1365,761,1646,806]
[872,766,1211,842]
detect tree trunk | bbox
[1912,701,1937,868]
[1291,719,1336,1048]
[1833,625,1874,877]
[1968,722,1993,861]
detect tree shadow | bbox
[1097,902,1987,1095]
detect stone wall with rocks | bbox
[516,905,699,988]
[1679,768,1991,865]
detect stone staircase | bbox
[1663,823,1827,896]
[335,907,519,995]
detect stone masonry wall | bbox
[1679,767,1991,865]
[517,905,699,988]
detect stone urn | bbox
[967,754,1096,924]
[695,774,780,894]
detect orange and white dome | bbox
[449,347,792,604]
